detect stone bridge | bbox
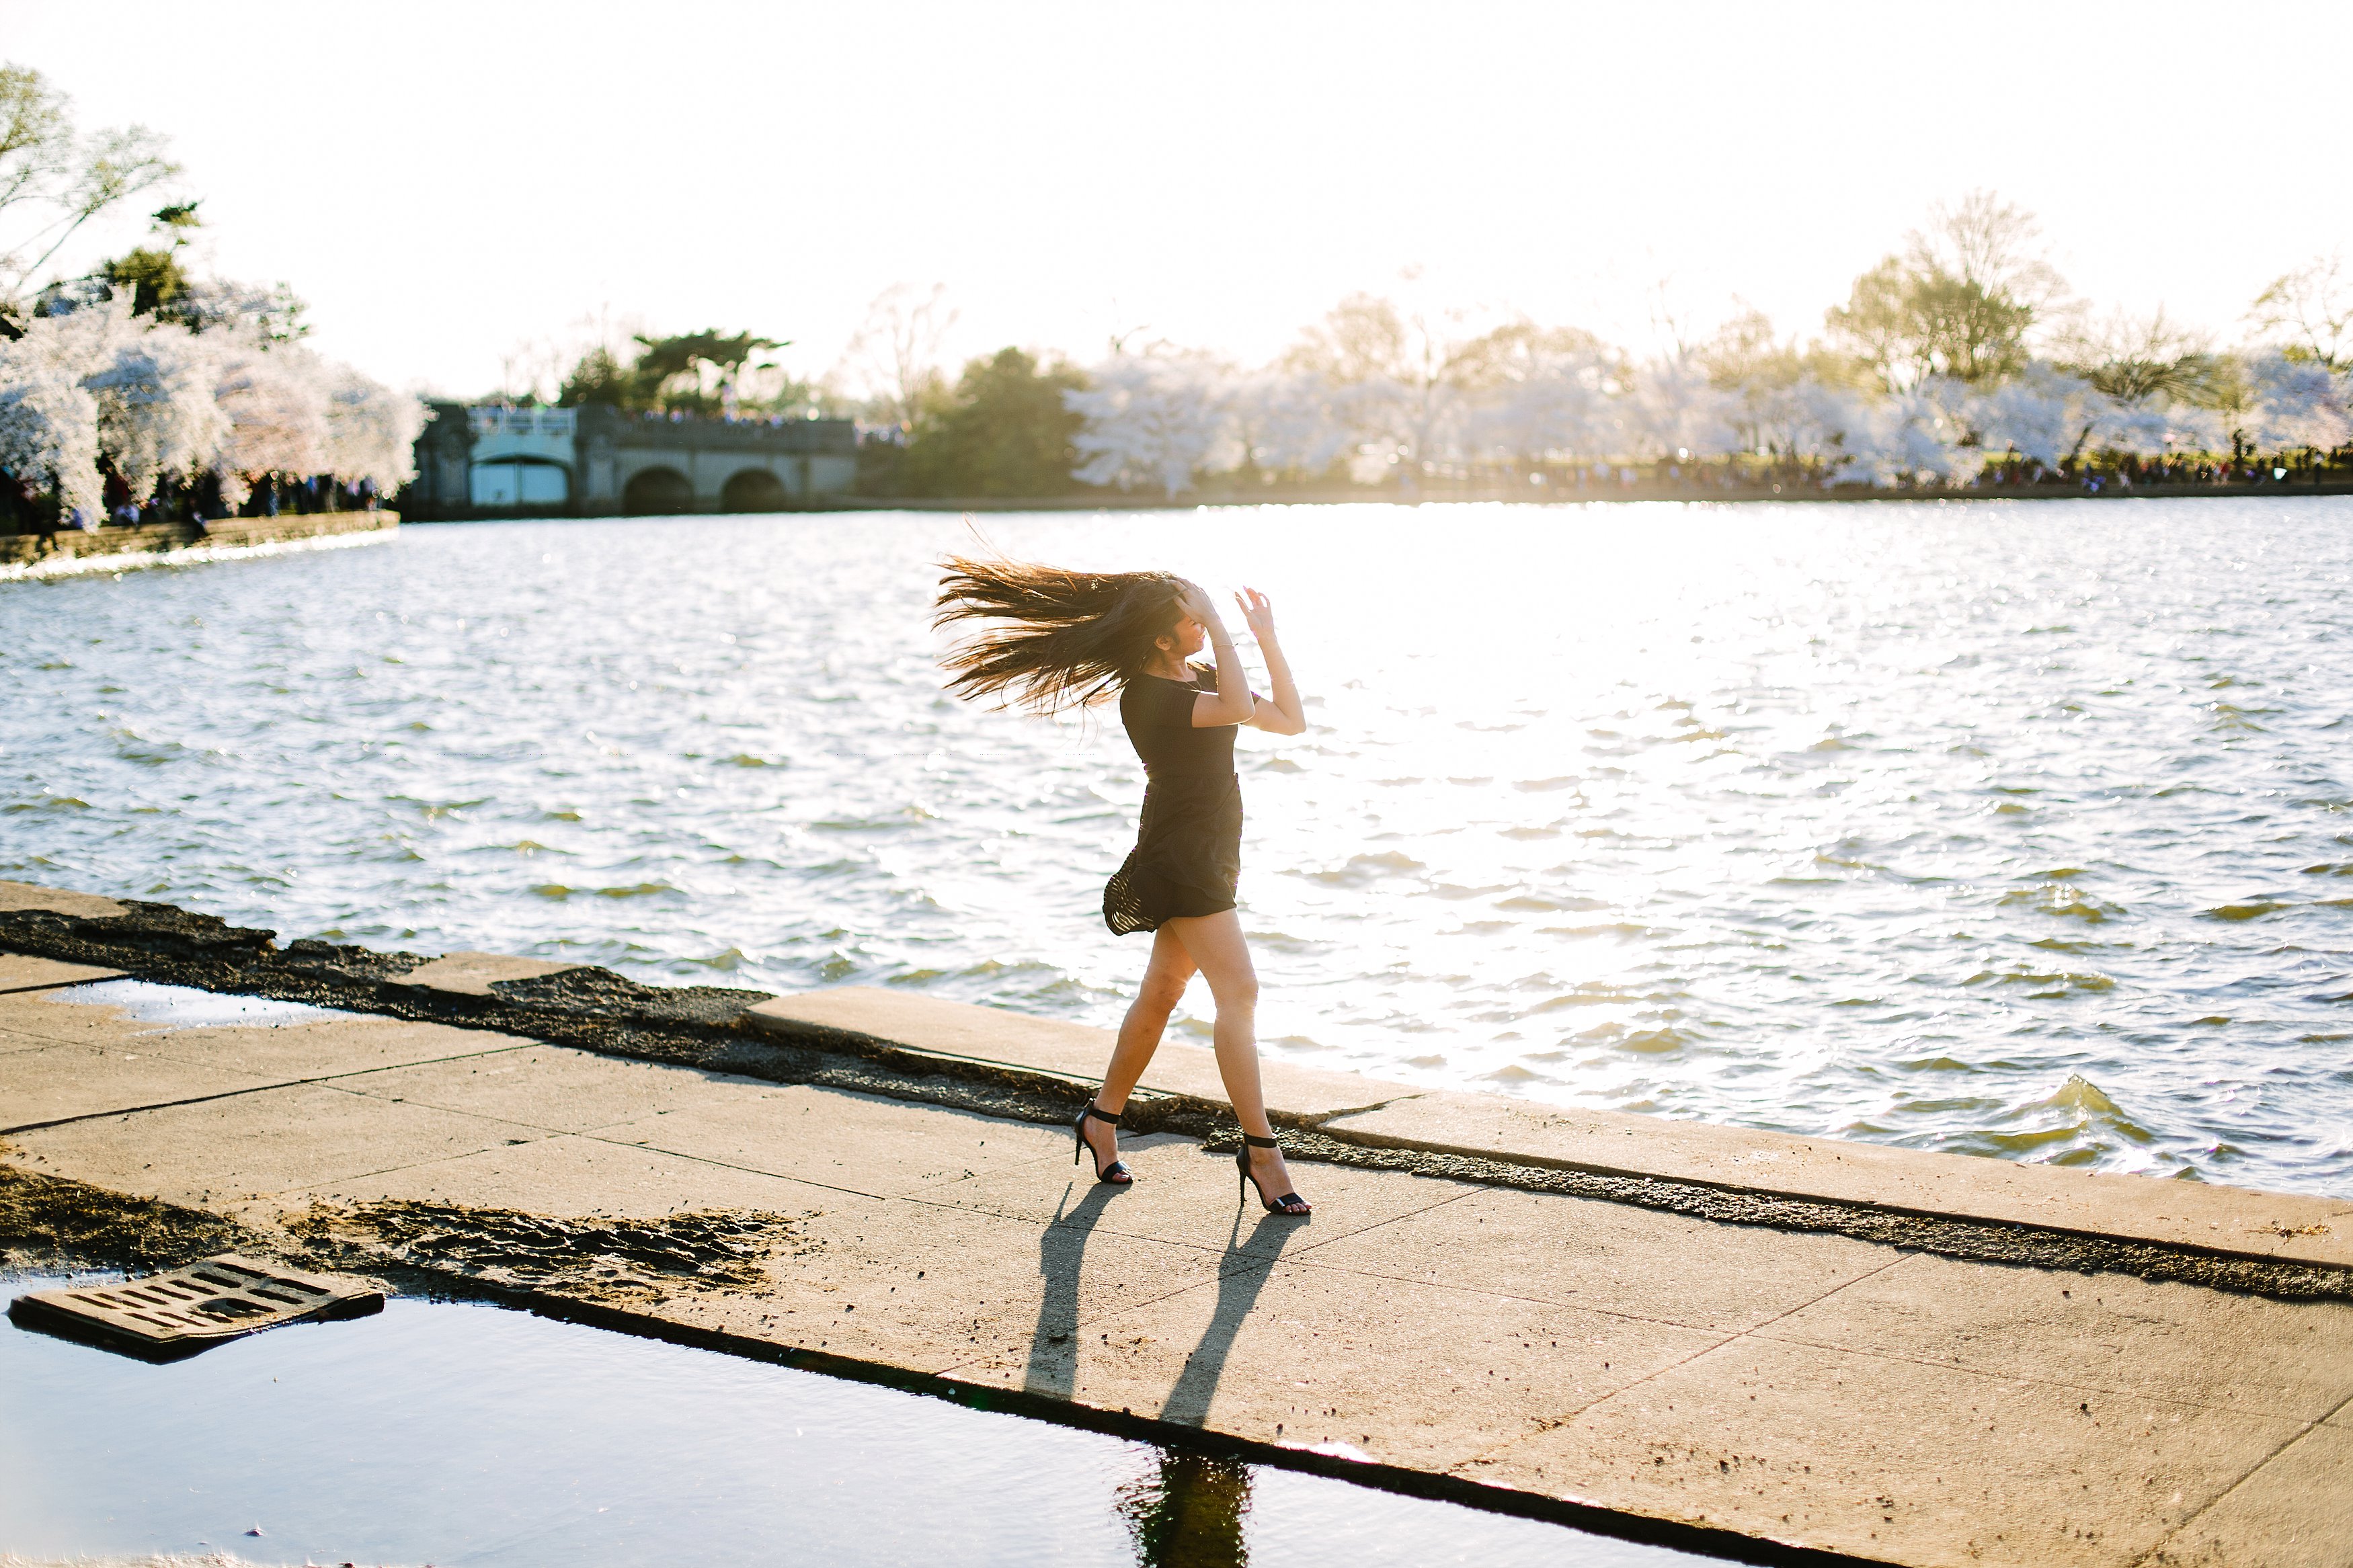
[405,403,859,519]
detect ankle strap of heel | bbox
[1083,1104,1122,1126]
[1242,1132,1280,1149]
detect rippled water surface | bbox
[5,502,2351,1196]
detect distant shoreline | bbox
[795,480,2353,514]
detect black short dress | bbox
[1103,665,1248,935]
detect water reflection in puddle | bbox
[47,979,362,1032]
[1,1277,1711,1567]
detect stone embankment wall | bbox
[0,511,397,574]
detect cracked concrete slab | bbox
[399,951,582,996]
[1285,1184,1895,1335]
[0,987,169,1047]
[947,1251,1730,1473]
[668,1197,1241,1377]
[592,1083,1072,1198]
[1460,1333,2303,1567]
[2137,1422,2353,1567]
[259,1128,836,1221]
[0,1042,274,1129]
[0,1024,67,1057]
[136,1018,534,1082]
[333,1045,769,1134]
[0,880,126,919]
[7,1082,543,1202]
[1753,1251,2353,1426]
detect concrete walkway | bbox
[2,946,2349,1567]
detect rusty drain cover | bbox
[9,1253,383,1360]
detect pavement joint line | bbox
[571,1129,929,1206]
[2127,1407,2340,1567]
[1259,1249,1827,1337]
[1447,1253,1915,1479]
[1743,1322,2317,1425]
[247,1133,586,1205]
[0,1040,544,1138]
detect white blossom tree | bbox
[81,298,231,503]
[0,278,420,520]
[210,337,329,507]
[2236,351,2352,452]
[1230,366,1357,479]
[1830,379,1971,485]
[1625,353,1738,460]
[321,363,425,495]
[1463,325,1615,466]
[1970,365,2108,466]
[0,325,102,522]
[1065,349,1236,497]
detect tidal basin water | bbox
[3,501,2350,1197]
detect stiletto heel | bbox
[1074,1102,1131,1184]
[1236,1132,1310,1215]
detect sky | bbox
[7,0,2348,400]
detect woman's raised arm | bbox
[1235,588,1306,736]
[1184,585,1257,727]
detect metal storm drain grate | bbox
[9,1254,383,1359]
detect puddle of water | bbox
[44,980,363,1032]
[1,1277,1712,1568]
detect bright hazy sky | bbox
[9,1,2348,399]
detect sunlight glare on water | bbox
[3,501,2350,1196]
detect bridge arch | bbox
[622,466,694,515]
[469,457,569,508]
[721,467,789,513]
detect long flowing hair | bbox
[934,553,1189,714]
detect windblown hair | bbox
[934,554,1190,714]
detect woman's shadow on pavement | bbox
[1024,1161,1306,1423]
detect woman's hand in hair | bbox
[1233,587,1277,643]
[1177,583,1228,638]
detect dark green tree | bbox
[557,344,640,409]
[630,329,784,414]
[903,347,1087,497]
[556,329,801,415]
[99,200,203,317]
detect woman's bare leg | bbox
[1164,909,1304,1204]
[1084,925,1197,1169]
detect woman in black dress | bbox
[935,559,1312,1214]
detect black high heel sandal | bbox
[1236,1133,1310,1214]
[1074,1103,1132,1184]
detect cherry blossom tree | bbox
[1463,325,1615,466]
[1230,366,1356,479]
[80,298,231,503]
[2235,351,2351,453]
[321,364,425,495]
[1066,349,1236,497]
[0,280,419,519]
[1625,353,1737,461]
[1829,380,1970,486]
[0,319,102,522]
